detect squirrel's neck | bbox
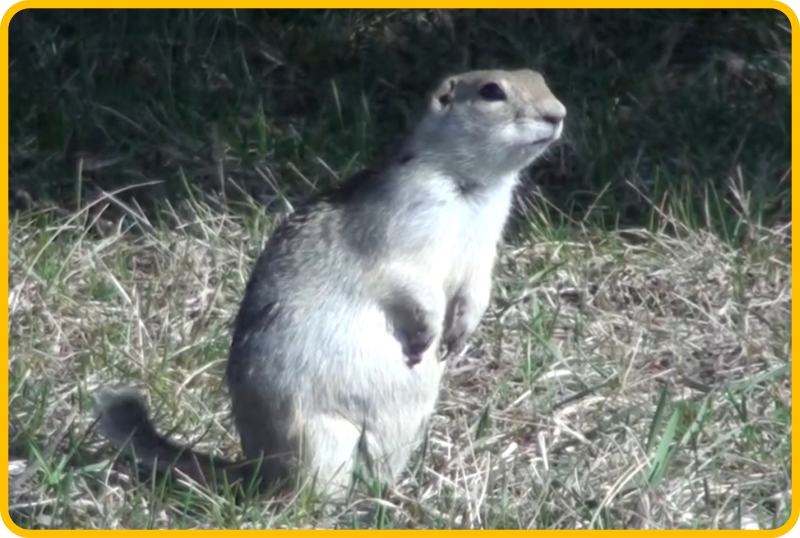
[392,147,519,202]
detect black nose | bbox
[542,113,564,126]
[539,99,567,125]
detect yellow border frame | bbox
[1,3,796,535]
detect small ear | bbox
[430,76,457,113]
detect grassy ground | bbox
[7,9,792,530]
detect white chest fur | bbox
[383,169,517,290]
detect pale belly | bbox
[286,296,444,420]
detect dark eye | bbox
[478,82,506,101]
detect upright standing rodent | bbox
[93,69,566,500]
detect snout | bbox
[538,97,566,140]
[503,120,561,148]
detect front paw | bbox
[405,352,423,368]
[402,324,436,367]
[442,323,468,357]
[442,297,470,358]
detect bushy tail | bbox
[92,386,265,493]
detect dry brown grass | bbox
[8,187,791,530]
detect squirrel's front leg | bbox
[377,268,447,368]
[442,262,494,360]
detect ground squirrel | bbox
[93,68,566,500]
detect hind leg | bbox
[361,359,444,483]
[298,414,372,500]
[231,392,297,492]
[362,412,431,485]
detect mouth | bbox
[528,123,563,147]
[530,132,560,147]
[509,122,563,149]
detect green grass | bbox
[7,8,792,530]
